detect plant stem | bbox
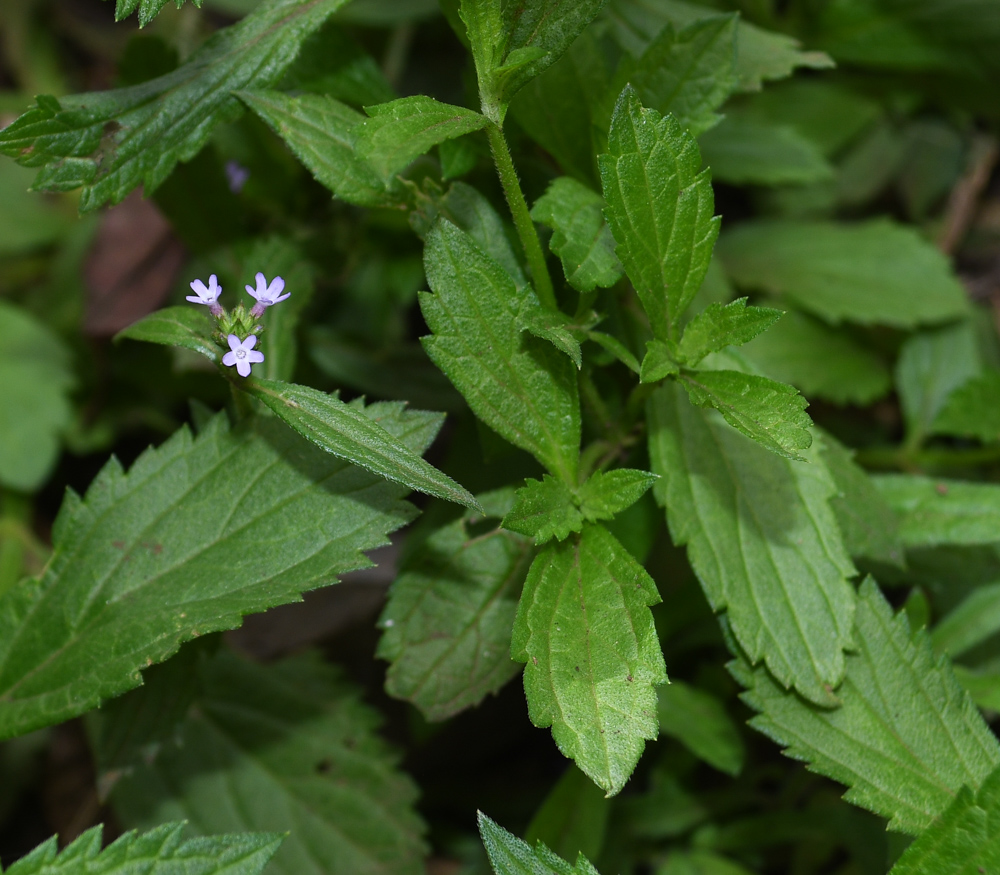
[230,381,254,421]
[486,122,556,311]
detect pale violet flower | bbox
[187,275,223,314]
[222,334,264,378]
[246,272,289,317]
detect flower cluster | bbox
[187,272,289,378]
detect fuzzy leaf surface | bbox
[512,524,666,795]
[611,14,738,136]
[111,0,201,27]
[503,476,582,543]
[479,811,600,875]
[933,372,1000,443]
[378,495,534,720]
[420,220,580,482]
[677,298,783,366]
[0,301,74,492]
[889,766,1000,875]
[577,469,658,522]
[678,370,812,461]
[873,475,1000,548]
[648,383,856,706]
[7,822,281,875]
[116,307,221,364]
[0,0,349,211]
[0,407,435,738]
[244,377,478,509]
[733,579,1000,835]
[599,86,719,341]
[530,177,623,292]
[239,90,395,207]
[356,95,487,183]
[716,219,969,327]
[111,650,427,875]
[739,310,892,406]
[658,680,744,776]
[640,340,681,384]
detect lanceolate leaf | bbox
[648,383,856,706]
[244,377,479,509]
[577,469,658,522]
[933,371,1000,443]
[112,0,201,28]
[512,524,667,796]
[239,90,396,207]
[421,220,581,483]
[889,766,1000,875]
[873,474,1000,548]
[479,812,601,875]
[657,681,745,776]
[355,95,487,183]
[716,219,969,328]
[110,650,427,875]
[0,0,350,211]
[599,86,719,341]
[530,177,623,293]
[378,493,534,721]
[116,306,220,363]
[678,370,813,461]
[504,476,582,543]
[0,408,435,738]
[677,298,783,366]
[7,822,281,875]
[733,579,1000,835]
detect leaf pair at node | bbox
[503,468,657,543]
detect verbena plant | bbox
[0,0,999,872]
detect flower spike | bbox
[222,334,264,378]
[246,272,289,317]
[187,275,223,315]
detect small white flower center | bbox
[236,349,247,359]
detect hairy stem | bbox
[487,123,556,310]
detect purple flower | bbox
[225,160,250,194]
[246,272,289,317]
[222,334,264,378]
[187,275,223,314]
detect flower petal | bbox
[247,350,265,364]
[236,358,252,377]
[222,351,238,367]
[242,334,258,350]
[190,278,208,296]
[227,334,242,352]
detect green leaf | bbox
[657,680,745,776]
[648,383,856,706]
[657,851,756,875]
[577,469,658,522]
[0,301,74,492]
[640,340,681,384]
[874,474,1000,548]
[7,822,281,875]
[716,219,970,328]
[512,524,667,795]
[897,322,982,446]
[677,298,783,366]
[611,14,738,137]
[739,309,892,406]
[678,369,812,461]
[420,220,581,482]
[585,330,640,374]
[524,766,610,866]
[0,0,350,211]
[698,117,834,186]
[112,0,202,27]
[889,765,1000,875]
[819,433,904,567]
[356,95,487,183]
[479,811,601,875]
[733,578,1000,835]
[110,650,427,875]
[239,90,396,207]
[933,585,1000,660]
[243,377,478,509]
[116,306,220,363]
[607,0,833,93]
[0,408,434,738]
[933,371,1000,443]
[519,307,583,369]
[530,177,624,293]
[378,495,534,720]
[503,476,583,543]
[599,86,720,341]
